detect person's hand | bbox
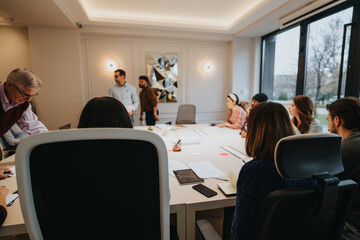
[247,107,252,116]
[0,167,13,179]
[0,186,9,199]
[139,116,143,121]
[216,123,225,128]
[154,114,159,121]
[240,131,247,138]
[128,110,133,116]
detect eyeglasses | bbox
[13,84,38,99]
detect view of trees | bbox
[269,7,352,106]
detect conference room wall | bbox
[28,27,84,130]
[25,27,256,129]
[81,35,233,125]
[0,26,31,86]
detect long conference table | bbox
[0,124,251,240]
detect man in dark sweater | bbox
[138,75,159,126]
[326,97,360,239]
[0,68,47,137]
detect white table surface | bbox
[136,124,250,240]
[0,124,250,240]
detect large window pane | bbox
[262,26,300,102]
[305,7,353,126]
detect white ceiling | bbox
[0,0,316,37]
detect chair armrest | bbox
[196,219,222,240]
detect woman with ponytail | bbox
[288,95,322,134]
[216,93,247,130]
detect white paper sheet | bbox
[221,146,251,163]
[187,161,226,178]
[168,160,190,176]
[6,194,18,206]
[8,166,16,177]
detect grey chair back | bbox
[176,104,196,124]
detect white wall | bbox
[230,37,261,101]
[17,27,257,128]
[82,34,231,125]
[0,26,31,83]
[28,27,83,130]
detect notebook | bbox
[173,169,204,185]
[217,172,237,196]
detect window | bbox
[305,7,353,125]
[305,7,353,105]
[261,0,360,127]
[261,26,300,102]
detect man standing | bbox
[109,69,139,124]
[138,75,159,126]
[326,97,360,239]
[0,68,47,137]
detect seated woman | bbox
[78,97,179,240]
[78,96,133,128]
[217,93,247,130]
[231,102,313,240]
[288,95,322,134]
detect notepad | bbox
[217,172,237,196]
[173,169,204,185]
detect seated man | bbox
[3,123,29,149]
[326,97,360,239]
[241,93,268,138]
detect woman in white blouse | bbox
[288,95,322,134]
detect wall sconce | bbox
[105,57,120,72]
[203,63,214,73]
[106,60,117,72]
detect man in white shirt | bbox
[108,69,139,124]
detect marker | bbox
[3,171,10,174]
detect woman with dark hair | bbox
[216,93,247,130]
[288,95,322,134]
[78,97,133,128]
[231,102,311,240]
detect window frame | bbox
[260,0,360,99]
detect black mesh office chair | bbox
[176,104,196,124]
[16,129,170,239]
[197,133,358,240]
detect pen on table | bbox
[214,178,229,181]
[3,171,11,175]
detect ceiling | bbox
[0,0,317,37]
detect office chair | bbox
[0,137,15,160]
[16,129,170,239]
[175,104,196,124]
[196,133,358,240]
